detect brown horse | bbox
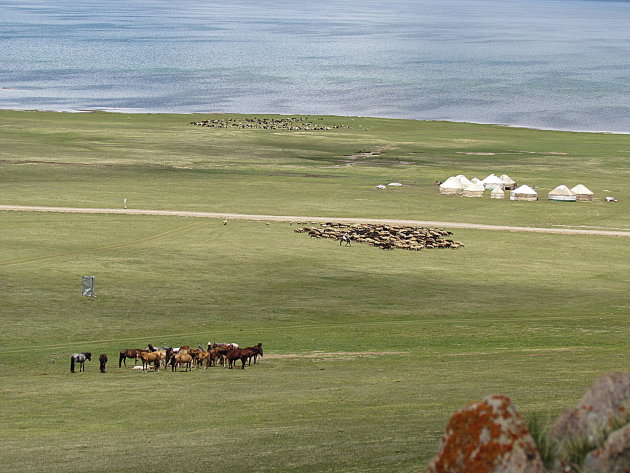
[225,348,249,370]
[194,350,210,368]
[139,351,164,372]
[119,349,145,368]
[206,348,220,367]
[99,353,108,373]
[243,343,263,366]
[170,353,193,372]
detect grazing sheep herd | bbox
[295,223,464,251]
[188,116,351,131]
[71,342,263,373]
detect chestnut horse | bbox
[119,349,145,368]
[225,349,249,369]
[244,343,263,366]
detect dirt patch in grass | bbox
[455,152,496,156]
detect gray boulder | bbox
[583,424,630,473]
[548,372,630,472]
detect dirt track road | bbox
[1,204,629,237]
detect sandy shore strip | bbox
[1,204,630,237]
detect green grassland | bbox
[1,110,629,228]
[1,111,629,472]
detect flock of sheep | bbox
[188,116,351,131]
[294,223,464,251]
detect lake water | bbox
[1,0,629,132]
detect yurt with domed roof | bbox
[548,185,576,202]
[439,176,465,195]
[491,186,506,199]
[500,174,517,190]
[510,185,538,201]
[571,184,594,201]
[481,174,504,190]
[462,183,485,198]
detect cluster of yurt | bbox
[439,174,595,202]
[548,184,594,202]
[439,173,518,198]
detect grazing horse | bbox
[99,354,108,373]
[170,353,193,372]
[70,352,91,373]
[119,349,145,368]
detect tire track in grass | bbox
[2,205,630,236]
[0,221,208,268]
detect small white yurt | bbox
[456,175,472,187]
[548,185,576,202]
[491,186,506,199]
[388,182,403,187]
[510,185,538,201]
[481,174,504,190]
[500,174,517,190]
[462,183,485,198]
[439,176,465,195]
[571,184,594,201]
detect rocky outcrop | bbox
[548,372,630,472]
[583,424,630,473]
[424,373,630,473]
[424,395,544,473]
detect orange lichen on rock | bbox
[425,395,544,473]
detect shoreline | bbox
[1,107,629,136]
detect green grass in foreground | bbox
[1,212,629,472]
[1,110,629,229]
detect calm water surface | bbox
[1,0,629,132]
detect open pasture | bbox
[1,111,629,472]
[1,211,629,472]
[1,110,629,229]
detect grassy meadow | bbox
[1,111,629,472]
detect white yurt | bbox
[456,175,472,186]
[548,185,576,202]
[510,185,538,201]
[571,184,594,201]
[439,176,465,195]
[491,186,506,199]
[481,174,504,190]
[500,174,517,190]
[462,183,485,198]
[388,182,403,187]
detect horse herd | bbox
[70,342,263,373]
